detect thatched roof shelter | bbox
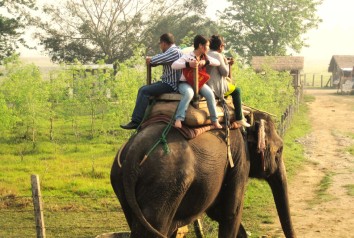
[251,56,304,72]
[328,55,354,72]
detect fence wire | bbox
[0,194,219,237]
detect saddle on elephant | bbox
[147,96,251,128]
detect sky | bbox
[20,0,354,73]
[205,0,354,72]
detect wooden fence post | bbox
[31,174,46,238]
[193,219,205,238]
[312,74,315,87]
[304,74,307,87]
[321,75,323,88]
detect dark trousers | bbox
[230,87,243,121]
[131,82,174,123]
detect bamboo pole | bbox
[192,67,199,108]
[31,175,46,238]
[146,61,152,85]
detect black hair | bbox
[193,35,208,50]
[160,33,175,44]
[209,35,224,51]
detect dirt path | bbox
[267,89,354,238]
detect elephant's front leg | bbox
[218,168,249,238]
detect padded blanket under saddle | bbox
[148,100,236,127]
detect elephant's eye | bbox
[276,147,283,156]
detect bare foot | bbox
[174,119,182,128]
[213,121,223,129]
[236,119,250,127]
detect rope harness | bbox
[139,115,174,166]
[139,102,178,166]
[257,119,266,171]
[220,99,235,168]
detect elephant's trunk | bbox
[266,159,296,238]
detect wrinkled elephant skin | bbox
[111,111,296,238]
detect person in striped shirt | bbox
[120,33,183,130]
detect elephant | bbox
[110,111,296,238]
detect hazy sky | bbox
[205,0,354,71]
[21,0,354,72]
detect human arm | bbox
[171,54,197,69]
[215,53,229,77]
[150,47,181,65]
[200,54,220,67]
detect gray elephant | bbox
[110,111,296,238]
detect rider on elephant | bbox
[120,33,183,130]
[206,35,250,128]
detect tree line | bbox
[1,0,322,64]
[0,53,294,149]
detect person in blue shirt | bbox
[120,33,183,130]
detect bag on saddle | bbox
[182,67,210,90]
[182,54,210,89]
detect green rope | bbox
[145,116,173,156]
[140,107,177,166]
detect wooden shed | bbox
[328,55,354,93]
[251,56,304,87]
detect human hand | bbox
[198,60,206,67]
[228,57,234,65]
[189,60,198,68]
[146,57,151,65]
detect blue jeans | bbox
[132,82,174,123]
[175,82,218,122]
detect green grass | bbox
[316,172,334,198]
[0,58,310,237]
[0,100,311,237]
[307,172,335,207]
[343,184,354,196]
[345,133,354,156]
[0,113,131,237]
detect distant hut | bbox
[328,55,354,91]
[251,56,304,88]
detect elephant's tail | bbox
[123,165,167,238]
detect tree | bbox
[28,0,216,64]
[144,0,220,55]
[1,55,49,146]
[220,0,322,61]
[0,0,36,63]
[0,91,16,136]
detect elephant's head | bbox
[246,111,283,177]
[246,111,296,238]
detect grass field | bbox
[0,58,312,237]
[0,98,312,237]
